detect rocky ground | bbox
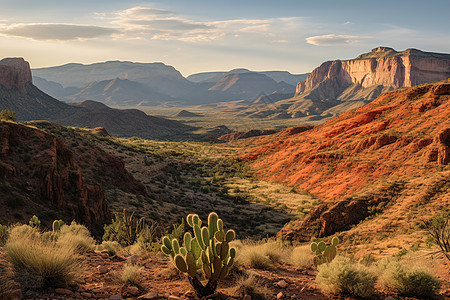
[5,250,449,300]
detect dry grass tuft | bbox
[235,240,288,269]
[119,263,143,287]
[289,245,313,268]
[0,248,20,298]
[230,273,270,300]
[5,228,79,290]
[377,257,441,297]
[316,256,377,298]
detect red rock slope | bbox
[243,80,450,199]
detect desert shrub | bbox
[0,224,8,246]
[56,222,95,253]
[316,256,377,298]
[377,258,441,297]
[28,215,41,228]
[9,224,40,241]
[103,210,147,246]
[236,240,287,269]
[5,230,78,290]
[231,273,269,300]
[119,263,143,287]
[423,210,450,261]
[0,109,16,121]
[290,245,314,267]
[97,241,121,256]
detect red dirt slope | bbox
[243,81,450,200]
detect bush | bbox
[290,245,313,267]
[316,256,377,298]
[5,229,78,290]
[97,241,121,256]
[423,211,450,261]
[0,110,16,121]
[236,240,287,269]
[378,258,441,297]
[56,222,95,253]
[230,273,269,300]
[119,264,143,287]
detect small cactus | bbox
[310,237,339,266]
[161,212,236,297]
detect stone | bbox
[127,255,140,265]
[55,288,74,296]
[242,295,252,300]
[168,296,181,300]
[127,286,140,296]
[81,292,92,298]
[138,292,160,299]
[97,265,109,274]
[276,280,289,288]
[277,292,283,299]
[109,295,122,300]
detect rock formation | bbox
[296,47,450,97]
[0,58,32,93]
[241,47,450,120]
[0,122,109,227]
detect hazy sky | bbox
[1,0,449,76]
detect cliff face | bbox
[0,122,109,227]
[240,47,450,120]
[295,47,450,98]
[0,58,33,93]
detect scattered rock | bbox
[138,292,160,299]
[127,286,140,296]
[277,292,283,299]
[109,294,122,300]
[168,295,181,300]
[243,295,252,300]
[81,292,92,298]
[55,288,74,296]
[127,255,140,265]
[384,297,395,300]
[276,280,289,288]
[97,265,109,274]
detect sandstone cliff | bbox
[0,58,32,93]
[241,47,450,120]
[296,47,450,98]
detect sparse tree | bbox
[0,110,16,121]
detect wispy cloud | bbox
[110,6,306,42]
[305,34,369,46]
[0,23,119,41]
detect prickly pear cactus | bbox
[310,236,339,267]
[161,212,236,297]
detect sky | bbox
[0,0,449,76]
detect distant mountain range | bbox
[32,62,307,106]
[240,47,450,120]
[0,58,192,139]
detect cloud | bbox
[111,6,306,43]
[305,34,368,46]
[0,23,119,41]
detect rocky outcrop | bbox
[0,58,32,93]
[218,129,277,141]
[240,47,450,120]
[0,122,109,227]
[295,47,450,98]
